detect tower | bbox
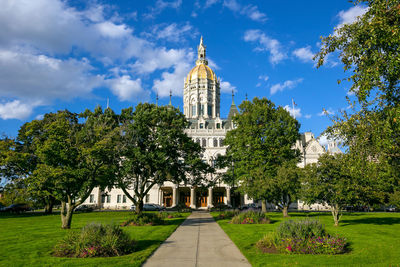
[183,37,220,119]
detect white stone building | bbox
[82,37,340,210]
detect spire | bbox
[245,93,248,101]
[156,93,159,106]
[231,90,235,105]
[106,97,109,109]
[168,90,172,106]
[196,36,208,65]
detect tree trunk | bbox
[282,206,289,217]
[331,204,341,227]
[135,199,144,214]
[60,201,74,229]
[44,197,55,214]
[261,199,267,213]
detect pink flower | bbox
[287,245,292,252]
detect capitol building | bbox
[83,38,339,210]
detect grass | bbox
[211,211,400,267]
[0,211,189,266]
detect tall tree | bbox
[224,97,301,213]
[22,108,119,229]
[117,103,211,213]
[301,153,361,226]
[316,0,400,204]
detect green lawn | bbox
[0,211,189,266]
[212,211,400,267]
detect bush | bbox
[276,218,325,239]
[170,203,191,212]
[53,223,135,258]
[231,210,270,224]
[216,211,239,220]
[210,203,231,211]
[121,213,164,226]
[257,219,348,255]
[158,212,183,219]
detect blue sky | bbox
[0,0,367,145]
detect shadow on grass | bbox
[135,239,165,251]
[341,217,400,226]
[0,211,60,219]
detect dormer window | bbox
[216,123,220,129]
[199,123,204,129]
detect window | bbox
[146,194,150,203]
[208,105,212,116]
[101,195,106,203]
[202,139,206,147]
[200,105,204,115]
[213,138,218,147]
[89,194,94,203]
[196,138,200,144]
[106,195,111,203]
[199,123,204,129]
[216,123,220,129]
[117,195,121,203]
[123,195,127,203]
[219,138,224,147]
[192,105,196,116]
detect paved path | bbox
[142,211,251,267]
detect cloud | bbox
[220,80,236,93]
[284,105,302,118]
[149,22,195,42]
[207,58,220,70]
[270,78,303,95]
[304,114,312,119]
[244,30,286,64]
[337,5,368,28]
[258,75,269,81]
[293,46,314,63]
[152,62,192,97]
[144,0,182,19]
[108,75,149,101]
[0,100,40,120]
[317,134,329,148]
[318,108,335,116]
[205,0,219,8]
[223,0,267,22]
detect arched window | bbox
[213,138,218,147]
[196,138,200,145]
[202,138,206,147]
[219,138,224,147]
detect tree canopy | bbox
[224,97,301,214]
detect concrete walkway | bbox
[142,211,251,267]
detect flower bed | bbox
[121,213,164,226]
[53,223,135,258]
[231,210,270,224]
[216,211,239,220]
[257,219,348,255]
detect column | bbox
[190,187,196,209]
[172,186,177,207]
[159,189,164,206]
[226,187,231,206]
[208,187,213,208]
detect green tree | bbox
[21,108,119,228]
[316,0,400,204]
[116,103,211,213]
[224,97,301,214]
[301,153,360,226]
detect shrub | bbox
[257,219,348,255]
[158,212,183,219]
[216,211,239,220]
[210,203,231,211]
[231,210,270,224]
[276,218,325,239]
[121,213,164,226]
[171,203,191,212]
[53,223,135,258]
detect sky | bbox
[0,0,367,146]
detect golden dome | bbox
[186,63,215,83]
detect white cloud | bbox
[337,6,368,28]
[152,62,192,97]
[318,108,335,116]
[150,22,194,42]
[223,0,267,22]
[207,58,220,70]
[304,114,312,119]
[293,46,314,63]
[244,30,286,64]
[220,80,236,93]
[258,75,269,81]
[284,105,302,118]
[108,76,149,101]
[205,0,219,8]
[144,0,182,19]
[95,21,133,38]
[317,134,329,148]
[270,78,303,95]
[0,100,39,120]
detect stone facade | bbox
[82,37,340,210]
